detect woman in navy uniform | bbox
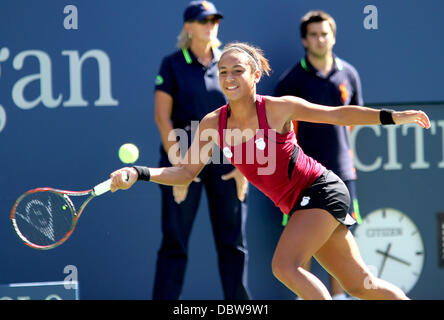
[152,1,250,300]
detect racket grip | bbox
[93,172,129,196]
[93,179,112,196]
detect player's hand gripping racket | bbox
[10,173,128,250]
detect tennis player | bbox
[110,42,430,300]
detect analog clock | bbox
[354,208,425,294]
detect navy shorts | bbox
[290,170,357,227]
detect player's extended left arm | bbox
[286,96,430,129]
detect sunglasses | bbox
[194,17,220,25]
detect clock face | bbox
[354,208,425,294]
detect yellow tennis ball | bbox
[118,143,139,164]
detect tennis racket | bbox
[10,173,127,250]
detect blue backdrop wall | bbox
[1,0,443,299]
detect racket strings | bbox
[13,192,74,247]
[23,198,55,241]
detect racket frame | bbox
[10,186,96,250]
[10,175,124,250]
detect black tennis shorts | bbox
[290,170,357,227]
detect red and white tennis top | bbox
[218,95,325,214]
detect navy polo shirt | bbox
[275,55,363,181]
[154,47,226,131]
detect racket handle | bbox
[93,172,129,196]
[93,179,112,196]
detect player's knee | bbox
[271,260,289,283]
[271,256,304,283]
[342,270,376,298]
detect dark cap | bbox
[183,1,223,22]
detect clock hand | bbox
[377,243,391,278]
[375,250,411,266]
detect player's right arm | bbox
[110,110,220,192]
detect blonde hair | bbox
[219,42,271,78]
[176,28,222,49]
